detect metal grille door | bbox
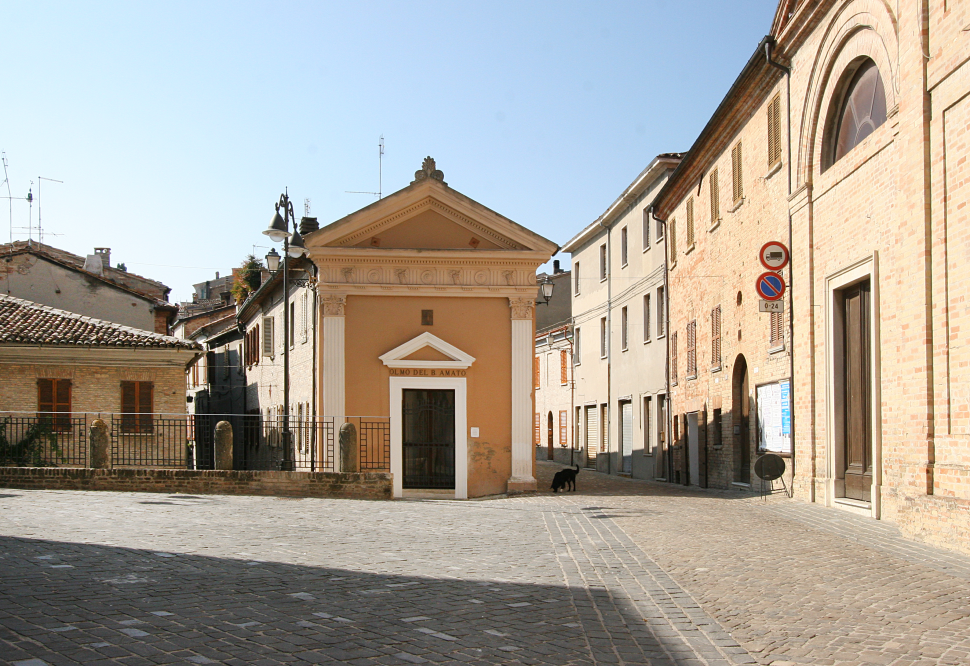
[402,389,456,489]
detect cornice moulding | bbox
[0,345,199,367]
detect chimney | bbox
[215,271,220,279]
[94,247,111,269]
[300,216,319,235]
[83,253,104,276]
[553,260,560,274]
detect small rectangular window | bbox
[732,142,744,203]
[712,408,722,448]
[770,310,785,348]
[290,302,296,347]
[574,328,582,365]
[686,198,695,247]
[621,226,628,266]
[709,169,719,223]
[657,287,665,337]
[574,262,581,295]
[621,306,628,351]
[686,320,697,378]
[600,317,608,358]
[642,209,651,250]
[599,244,607,281]
[422,309,434,326]
[643,294,651,342]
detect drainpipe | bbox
[651,206,673,483]
[766,37,797,497]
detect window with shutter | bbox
[621,306,628,351]
[534,356,540,389]
[644,294,651,342]
[37,378,71,431]
[768,94,782,166]
[770,311,784,348]
[599,244,607,281]
[574,328,582,364]
[657,287,665,337]
[534,412,540,445]
[709,169,719,223]
[262,317,274,357]
[732,142,743,203]
[574,262,580,295]
[686,199,694,247]
[600,317,607,358]
[711,305,721,369]
[560,350,568,384]
[121,381,153,433]
[669,217,677,260]
[620,226,628,266]
[671,331,678,385]
[687,320,696,378]
[559,410,567,445]
[642,209,650,250]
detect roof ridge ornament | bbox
[411,156,446,186]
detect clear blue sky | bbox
[3,1,777,304]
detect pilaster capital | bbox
[509,297,535,321]
[321,294,347,317]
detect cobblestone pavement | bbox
[0,464,967,666]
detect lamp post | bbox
[537,276,554,305]
[263,190,306,471]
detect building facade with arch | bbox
[654,0,970,553]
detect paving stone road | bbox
[0,463,968,666]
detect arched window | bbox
[830,59,887,166]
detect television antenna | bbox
[345,135,384,200]
[37,176,63,245]
[1,153,11,244]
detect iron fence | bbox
[0,414,89,467]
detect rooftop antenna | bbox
[1,153,11,244]
[345,134,384,200]
[37,176,63,246]
[304,198,311,217]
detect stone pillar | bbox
[321,294,347,420]
[90,419,111,469]
[215,420,233,470]
[339,422,358,473]
[508,297,537,493]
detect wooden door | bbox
[402,389,455,489]
[842,281,872,501]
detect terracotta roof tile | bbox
[0,294,200,350]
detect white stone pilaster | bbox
[321,295,346,420]
[509,297,536,492]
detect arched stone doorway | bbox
[732,354,751,484]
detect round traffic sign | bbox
[756,271,786,301]
[759,241,790,271]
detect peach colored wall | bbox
[354,210,503,250]
[343,295,515,497]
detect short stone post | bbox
[215,421,233,471]
[90,419,111,469]
[339,422,358,473]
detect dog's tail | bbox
[575,464,580,472]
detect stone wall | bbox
[0,467,391,500]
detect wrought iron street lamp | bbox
[263,190,305,471]
[537,277,555,305]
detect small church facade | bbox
[304,158,558,498]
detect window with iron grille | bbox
[657,287,665,337]
[711,305,721,369]
[686,320,696,379]
[642,209,651,250]
[599,244,607,281]
[768,94,782,166]
[37,378,71,432]
[671,331,678,385]
[709,169,719,223]
[560,350,568,384]
[534,356,540,389]
[770,310,785,348]
[732,142,743,203]
[643,294,651,342]
[621,226,628,266]
[600,317,608,358]
[559,410,568,445]
[686,198,695,247]
[121,381,153,434]
[621,306,628,351]
[534,412,540,445]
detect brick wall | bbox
[0,467,391,500]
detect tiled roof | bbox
[0,294,201,350]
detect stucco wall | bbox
[343,294,516,498]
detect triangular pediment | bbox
[379,332,476,369]
[304,160,558,257]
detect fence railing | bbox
[0,412,390,473]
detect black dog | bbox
[551,464,580,493]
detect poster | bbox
[757,379,791,454]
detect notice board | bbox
[757,379,791,454]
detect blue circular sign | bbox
[756,271,786,301]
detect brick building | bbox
[652,0,970,554]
